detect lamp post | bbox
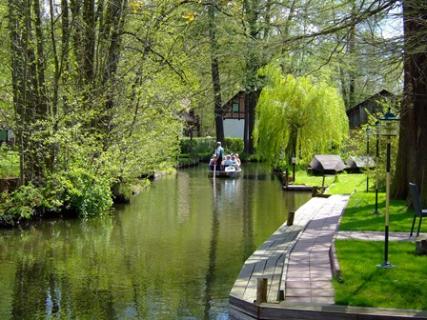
[377,108,399,269]
[373,121,380,215]
[366,127,371,192]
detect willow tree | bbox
[253,65,348,167]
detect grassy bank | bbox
[334,240,427,310]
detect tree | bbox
[253,65,349,167]
[393,0,427,204]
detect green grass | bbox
[338,192,425,233]
[334,240,427,310]
[293,170,367,194]
[0,148,19,178]
[293,170,336,188]
[292,169,422,233]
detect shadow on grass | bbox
[339,193,422,232]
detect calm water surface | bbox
[0,164,309,320]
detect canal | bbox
[0,164,309,320]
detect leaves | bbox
[254,64,349,166]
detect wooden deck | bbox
[229,195,427,320]
[230,197,329,304]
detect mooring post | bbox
[287,211,295,226]
[256,278,268,304]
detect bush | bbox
[0,168,113,224]
[180,136,244,158]
[0,183,43,220]
[224,138,244,154]
[180,137,216,156]
[47,168,113,218]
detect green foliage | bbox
[0,183,42,220]
[254,65,349,167]
[0,146,19,178]
[0,168,113,223]
[224,138,244,154]
[334,240,427,310]
[46,168,113,218]
[179,137,243,161]
[180,137,216,157]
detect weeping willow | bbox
[253,66,349,166]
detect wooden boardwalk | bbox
[229,194,427,320]
[230,197,330,304]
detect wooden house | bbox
[222,91,246,138]
[346,90,396,129]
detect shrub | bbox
[0,183,43,220]
[180,136,244,158]
[47,168,113,218]
[224,138,244,154]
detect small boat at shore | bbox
[208,166,242,178]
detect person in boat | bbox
[223,155,235,168]
[214,142,224,171]
[233,153,241,167]
[231,154,240,169]
[209,154,217,170]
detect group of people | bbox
[209,142,241,171]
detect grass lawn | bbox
[338,191,425,233]
[334,240,427,310]
[292,169,423,232]
[293,170,367,194]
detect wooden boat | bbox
[208,166,242,178]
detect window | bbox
[232,100,239,113]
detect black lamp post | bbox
[373,121,380,215]
[366,127,371,192]
[377,108,399,269]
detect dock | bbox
[229,194,427,320]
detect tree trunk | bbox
[393,0,427,205]
[208,1,224,143]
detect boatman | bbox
[214,141,224,171]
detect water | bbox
[0,164,309,320]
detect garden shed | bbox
[308,155,345,175]
[346,156,375,172]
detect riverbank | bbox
[230,171,427,318]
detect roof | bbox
[310,155,345,172]
[346,89,395,114]
[347,156,375,168]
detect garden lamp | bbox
[377,108,399,269]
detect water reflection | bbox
[0,164,309,320]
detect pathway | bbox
[337,230,426,241]
[284,195,349,304]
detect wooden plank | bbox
[230,262,256,299]
[243,258,268,302]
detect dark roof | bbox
[309,155,345,172]
[346,89,395,114]
[347,156,375,169]
[224,91,244,104]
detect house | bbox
[222,91,246,139]
[308,155,346,175]
[0,128,14,145]
[346,90,396,129]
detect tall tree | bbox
[207,0,224,143]
[393,0,427,204]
